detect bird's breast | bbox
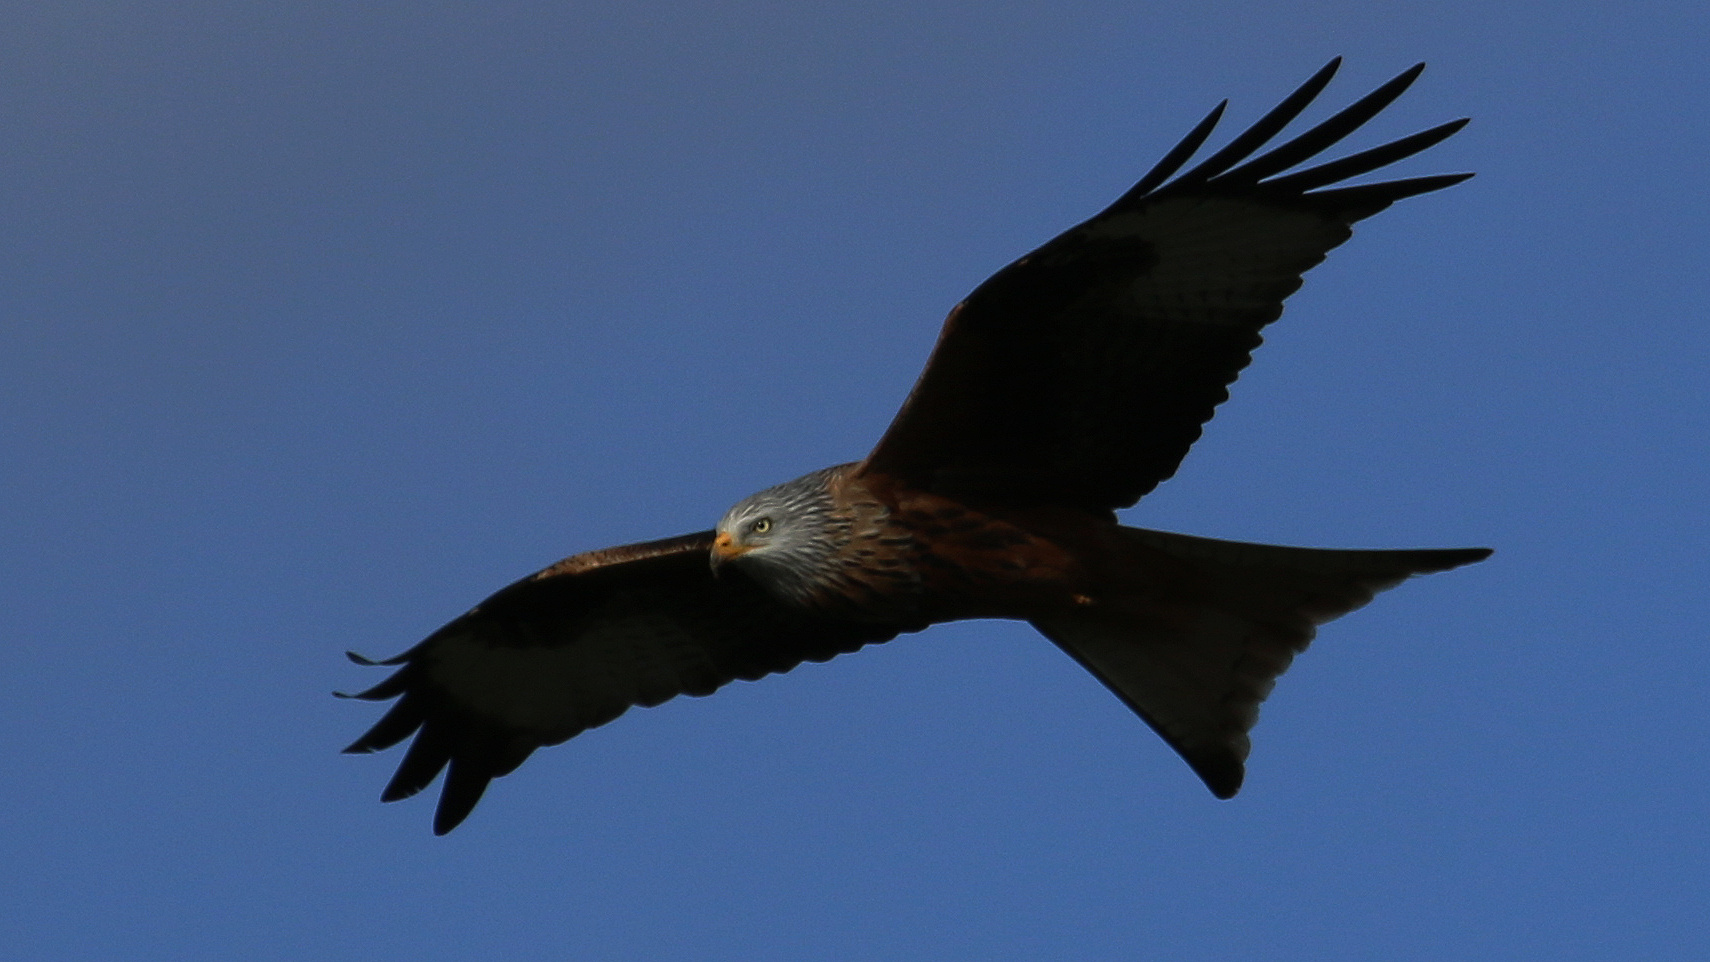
[862,490,1096,622]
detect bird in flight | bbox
[343,59,1490,835]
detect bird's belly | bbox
[885,498,1098,622]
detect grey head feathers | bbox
[715,464,853,605]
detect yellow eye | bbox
[750,518,772,535]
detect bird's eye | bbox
[750,517,772,535]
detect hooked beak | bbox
[710,531,748,574]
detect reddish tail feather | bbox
[1033,528,1490,797]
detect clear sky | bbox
[4,2,1706,960]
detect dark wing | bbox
[856,59,1471,513]
[341,532,902,834]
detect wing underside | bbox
[342,532,901,833]
[858,59,1471,512]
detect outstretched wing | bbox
[341,532,902,834]
[857,59,1471,513]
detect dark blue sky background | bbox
[4,3,1705,959]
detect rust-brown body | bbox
[832,466,1257,651]
[837,467,1114,622]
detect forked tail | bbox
[1030,528,1490,798]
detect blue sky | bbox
[4,2,1706,959]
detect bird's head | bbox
[711,505,781,568]
[711,467,846,603]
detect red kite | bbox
[344,60,1489,834]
